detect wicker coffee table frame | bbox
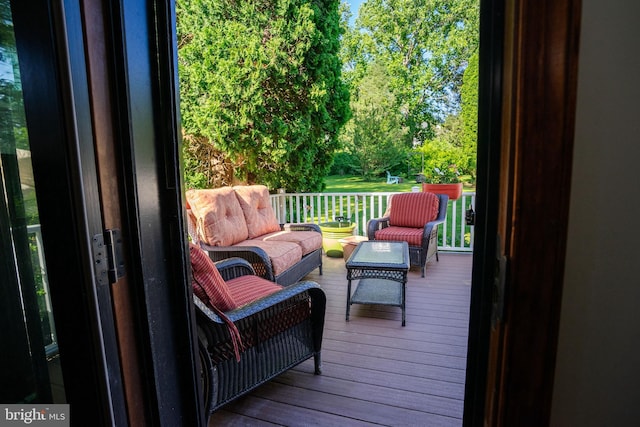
[345,241,410,326]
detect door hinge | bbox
[93,229,125,285]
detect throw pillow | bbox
[189,243,237,311]
[186,188,249,246]
[233,185,281,238]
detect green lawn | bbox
[323,174,475,193]
[323,174,421,193]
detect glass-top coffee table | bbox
[345,241,410,326]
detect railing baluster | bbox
[451,199,458,248]
[362,196,368,235]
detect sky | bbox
[346,0,364,13]
[345,0,364,24]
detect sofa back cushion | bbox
[233,185,281,238]
[389,192,440,228]
[186,188,249,246]
[189,243,237,311]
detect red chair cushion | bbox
[375,226,424,246]
[388,192,440,228]
[226,275,283,308]
[189,243,237,311]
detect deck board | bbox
[209,252,472,426]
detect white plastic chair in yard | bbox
[386,171,400,184]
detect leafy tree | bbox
[328,150,358,175]
[419,114,464,182]
[340,62,408,180]
[342,0,479,147]
[177,0,350,191]
[460,50,478,178]
[1,2,27,153]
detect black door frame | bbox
[11,0,203,424]
[464,0,504,423]
[106,0,204,424]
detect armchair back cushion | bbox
[186,188,249,246]
[189,243,237,311]
[388,192,440,228]
[233,185,281,238]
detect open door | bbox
[465,0,581,425]
[6,0,204,424]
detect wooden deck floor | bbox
[209,252,473,426]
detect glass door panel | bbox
[0,0,64,403]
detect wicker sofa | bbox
[189,244,326,414]
[186,185,323,286]
[367,192,448,277]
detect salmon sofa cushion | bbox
[258,230,323,256]
[186,188,249,246]
[233,185,281,238]
[233,240,302,276]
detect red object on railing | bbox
[422,183,463,201]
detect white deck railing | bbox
[270,191,475,252]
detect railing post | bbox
[278,188,286,223]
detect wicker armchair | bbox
[194,257,326,414]
[367,192,448,277]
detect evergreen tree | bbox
[341,62,408,179]
[460,50,478,177]
[177,0,350,191]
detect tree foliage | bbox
[355,0,478,144]
[1,3,28,154]
[417,49,477,182]
[340,62,407,179]
[340,0,479,179]
[418,114,464,182]
[460,50,478,177]
[177,0,350,191]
